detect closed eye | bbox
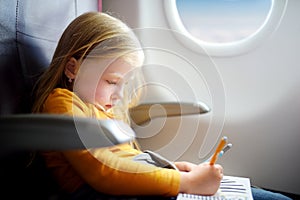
[106,80,117,85]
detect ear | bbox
[64,57,79,79]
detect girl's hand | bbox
[175,161,223,196]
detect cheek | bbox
[95,89,105,100]
[74,69,100,102]
[95,82,110,103]
[74,79,97,103]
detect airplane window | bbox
[164,0,287,56]
[176,0,272,44]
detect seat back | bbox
[0,0,98,198]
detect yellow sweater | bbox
[41,88,180,196]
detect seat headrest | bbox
[0,0,98,114]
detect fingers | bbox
[214,164,223,173]
[178,163,224,195]
[174,161,197,172]
[213,164,224,180]
[202,162,223,173]
[175,161,224,184]
[201,162,223,181]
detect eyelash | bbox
[106,80,117,85]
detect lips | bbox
[105,104,112,109]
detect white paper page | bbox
[177,175,253,200]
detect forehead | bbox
[104,52,144,74]
[104,58,134,75]
[80,51,144,76]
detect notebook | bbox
[176,175,253,200]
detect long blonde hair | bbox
[32,12,144,124]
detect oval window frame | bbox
[164,0,288,57]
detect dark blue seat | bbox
[0,1,98,198]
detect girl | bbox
[32,12,223,199]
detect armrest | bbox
[129,101,210,126]
[0,114,135,156]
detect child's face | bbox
[74,57,137,111]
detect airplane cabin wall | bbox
[102,0,300,195]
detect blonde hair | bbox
[32,12,145,124]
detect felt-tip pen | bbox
[210,136,228,165]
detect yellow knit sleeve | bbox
[63,148,180,196]
[42,88,180,196]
